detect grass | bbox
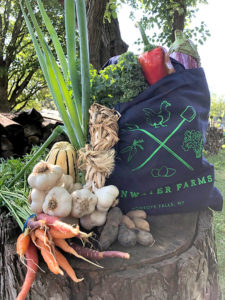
[205,149,225,297]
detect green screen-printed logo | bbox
[121,139,144,162]
[182,130,203,158]
[143,100,171,128]
[122,105,197,172]
[151,165,176,178]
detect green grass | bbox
[206,149,225,297]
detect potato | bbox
[126,209,147,220]
[132,217,150,232]
[121,215,136,229]
[136,230,154,246]
[118,224,137,248]
[99,207,123,250]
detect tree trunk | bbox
[0,63,10,113]
[86,0,128,70]
[171,0,186,42]
[1,208,221,300]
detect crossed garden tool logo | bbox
[121,101,197,172]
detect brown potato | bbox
[136,230,154,246]
[132,217,150,232]
[126,210,147,220]
[121,215,136,229]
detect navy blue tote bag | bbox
[106,61,223,215]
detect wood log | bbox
[0,208,221,300]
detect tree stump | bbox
[0,208,221,300]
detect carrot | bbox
[53,238,102,268]
[36,238,63,275]
[34,228,49,245]
[16,241,38,300]
[71,244,130,260]
[27,217,46,230]
[54,248,83,283]
[49,228,77,239]
[16,230,30,261]
[37,213,80,236]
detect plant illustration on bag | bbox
[120,139,144,162]
[151,165,176,178]
[123,105,197,172]
[143,100,171,128]
[182,130,203,158]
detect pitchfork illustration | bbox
[125,106,196,172]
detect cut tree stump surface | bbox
[0,208,221,300]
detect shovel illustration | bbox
[132,106,196,171]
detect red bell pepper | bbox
[138,47,175,85]
[137,22,175,85]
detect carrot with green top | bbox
[16,229,30,262]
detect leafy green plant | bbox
[90,52,148,108]
[0,146,49,229]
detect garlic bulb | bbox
[30,188,47,214]
[57,174,74,193]
[71,188,97,218]
[28,161,63,191]
[80,210,107,230]
[70,182,83,193]
[94,185,119,212]
[42,186,72,217]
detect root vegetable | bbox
[36,238,63,275]
[28,161,63,191]
[118,224,137,248]
[54,248,83,283]
[42,186,72,218]
[71,188,97,218]
[132,217,150,232]
[121,215,136,230]
[71,244,130,260]
[37,213,80,236]
[27,217,46,230]
[99,207,123,250]
[136,230,155,246]
[54,238,102,268]
[126,210,147,220]
[16,241,38,300]
[16,231,30,261]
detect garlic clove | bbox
[30,188,47,214]
[42,186,72,218]
[28,161,63,191]
[94,185,119,212]
[70,182,83,193]
[57,174,74,193]
[71,188,97,218]
[80,210,107,230]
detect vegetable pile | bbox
[16,213,129,300]
[1,0,202,299]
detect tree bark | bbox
[86,0,128,70]
[0,63,10,112]
[1,208,221,300]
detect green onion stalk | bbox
[14,0,91,185]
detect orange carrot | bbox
[49,228,78,239]
[36,238,63,275]
[53,238,102,268]
[16,241,38,300]
[16,230,30,260]
[34,228,49,245]
[54,248,83,283]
